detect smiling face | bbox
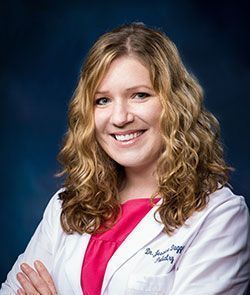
[94,56,163,172]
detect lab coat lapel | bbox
[101,200,164,294]
[64,232,91,294]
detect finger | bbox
[20,263,51,294]
[34,260,57,294]
[17,288,26,295]
[16,272,39,295]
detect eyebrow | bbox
[95,85,154,95]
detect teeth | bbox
[114,131,142,141]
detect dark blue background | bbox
[1,0,250,289]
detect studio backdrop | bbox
[1,0,249,285]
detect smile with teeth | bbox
[113,131,144,142]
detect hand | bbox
[16,260,57,295]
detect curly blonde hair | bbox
[57,23,232,235]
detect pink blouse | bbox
[81,198,160,295]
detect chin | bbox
[113,158,153,170]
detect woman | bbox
[1,23,249,295]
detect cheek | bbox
[94,110,105,135]
[143,104,162,128]
[154,104,163,128]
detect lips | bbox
[111,130,146,142]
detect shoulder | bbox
[198,186,247,219]
[43,188,65,213]
[205,186,249,219]
[172,187,250,293]
[40,188,65,229]
[208,185,246,205]
[183,186,250,236]
[176,186,250,263]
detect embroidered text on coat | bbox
[145,244,185,264]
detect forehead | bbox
[96,56,153,92]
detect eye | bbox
[133,92,150,99]
[95,97,111,105]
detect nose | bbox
[110,100,134,127]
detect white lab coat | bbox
[1,186,250,295]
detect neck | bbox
[119,165,159,202]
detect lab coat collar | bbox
[63,200,164,295]
[101,199,164,294]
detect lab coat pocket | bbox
[126,273,172,295]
